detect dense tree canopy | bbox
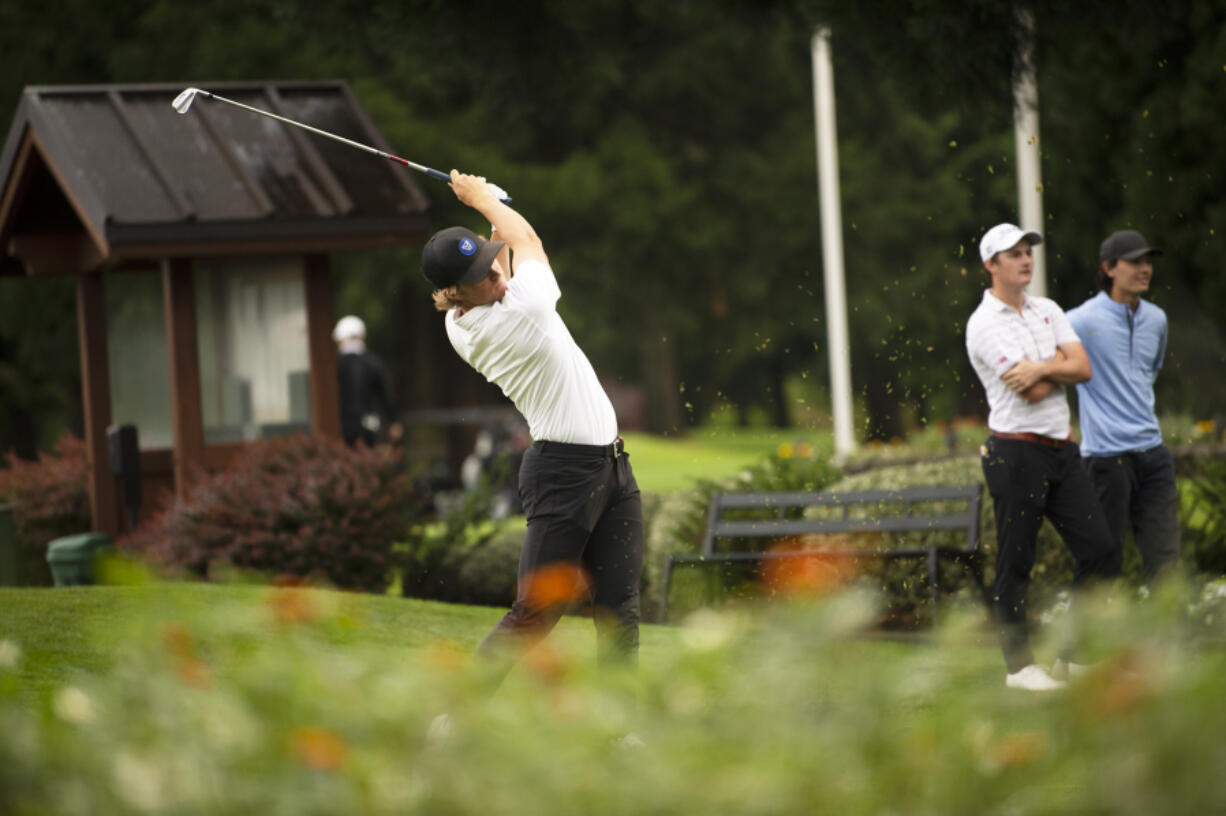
[1,0,1222,451]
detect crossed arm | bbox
[1002,342,1092,402]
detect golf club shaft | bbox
[196,90,453,183]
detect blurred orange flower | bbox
[524,641,569,685]
[989,731,1047,768]
[269,587,318,626]
[1075,651,1151,724]
[176,657,212,689]
[521,563,591,610]
[159,623,211,688]
[761,548,858,597]
[289,726,348,771]
[160,621,195,658]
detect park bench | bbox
[659,483,987,622]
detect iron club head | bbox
[171,87,203,114]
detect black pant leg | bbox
[1086,455,1132,555]
[474,448,603,675]
[982,437,1048,672]
[1132,446,1181,582]
[582,455,644,668]
[1047,444,1120,584]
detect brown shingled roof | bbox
[0,81,432,271]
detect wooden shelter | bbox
[0,81,431,537]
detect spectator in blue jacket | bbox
[1067,230,1180,584]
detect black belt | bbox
[533,436,623,458]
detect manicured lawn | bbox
[621,427,832,492]
[0,583,683,706]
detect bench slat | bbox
[670,547,969,564]
[712,515,972,539]
[714,484,980,510]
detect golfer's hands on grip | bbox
[449,170,509,206]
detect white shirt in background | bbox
[965,289,1080,439]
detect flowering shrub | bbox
[0,433,90,584]
[1175,450,1226,576]
[1,581,1224,813]
[121,435,418,593]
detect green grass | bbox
[0,583,683,706]
[621,428,832,492]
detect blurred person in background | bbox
[333,315,402,448]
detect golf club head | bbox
[171,87,203,115]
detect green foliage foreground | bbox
[1,578,1225,814]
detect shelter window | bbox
[106,271,173,448]
[195,258,311,443]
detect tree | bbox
[2,0,1223,451]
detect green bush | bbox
[400,515,522,606]
[1175,449,1226,576]
[1,581,1225,814]
[826,456,1043,626]
[121,435,418,593]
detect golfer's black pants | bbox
[981,436,1119,673]
[1084,445,1181,584]
[475,438,643,683]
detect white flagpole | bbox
[811,28,855,462]
[1014,8,1046,297]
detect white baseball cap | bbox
[332,315,366,342]
[979,223,1042,262]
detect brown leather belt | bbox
[992,431,1071,449]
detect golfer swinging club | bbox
[422,171,643,685]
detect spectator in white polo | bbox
[965,222,1120,691]
[1067,230,1180,584]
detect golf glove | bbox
[486,182,511,203]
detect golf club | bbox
[172,87,510,203]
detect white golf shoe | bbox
[1005,664,1067,691]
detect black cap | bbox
[1099,229,1163,262]
[421,226,506,288]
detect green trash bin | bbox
[46,533,114,587]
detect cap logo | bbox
[458,237,477,256]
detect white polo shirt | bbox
[965,289,1079,438]
[445,259,618,445]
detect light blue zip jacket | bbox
[1066,291,1167,456]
